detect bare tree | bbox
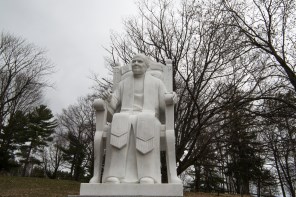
[222,0,296,93]
[0,32,54,171]
[220,1,296,194]
[89,0,296,194]
[42,133,66,179]
[57,95,96,181]
[98,0,261,178]
[259,93,296,197]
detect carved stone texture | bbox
[84,54,183,197]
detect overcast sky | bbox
[0,0,137,115]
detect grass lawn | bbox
[0,176,80,197]
[183,192,244,197]
[0,176,244,197]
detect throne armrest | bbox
[91,99,108,183]
[93,99,106,111]
[93,99,107,132]
[164,93,175,106]
[164,93,175,131]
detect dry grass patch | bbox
[0,176,79,197]
[184,192,249,197]
[0,176,249,197]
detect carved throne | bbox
[90,59,181,184]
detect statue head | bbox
[131,53,149,76]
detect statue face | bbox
[131,56,148,76]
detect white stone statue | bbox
[89,54,182,187]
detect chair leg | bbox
[165,129,182,184]
[90,131,104,183]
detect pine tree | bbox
[17,105,57,176]
[222,88,273,195]
[61,131,87,181]
[0,111,28,171]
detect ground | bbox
[0,176,80,197]
[0,176,245,197]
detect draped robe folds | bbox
[102,73,166,183]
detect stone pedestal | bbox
[68,183,183,197]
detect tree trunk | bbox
[273,146,286,197]
[194,163,201,192]
[22,145,32,177]
[281,153,295,197]
[286,118,296,177]
[257,179,261,197]
[242,178,249,195]
[70,155,76,178]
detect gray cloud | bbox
[0,0,136,114]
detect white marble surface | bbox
[90,54,181,185]
[79,183,183,196]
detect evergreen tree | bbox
[17,105,57,176]
[0,111,28,171]
[261,92,296,197]
[61,131,87,181]
[222,87,272,195]
[0,32,54,173]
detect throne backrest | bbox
[112,59,173,92]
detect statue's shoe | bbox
[105,177,120,184]
[89,176,100,183]
[139,177,154,184]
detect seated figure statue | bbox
[91,54,181,184]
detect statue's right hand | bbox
[101,89,113,102]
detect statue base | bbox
[69,183,183,197]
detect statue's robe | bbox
[102,73,166,183]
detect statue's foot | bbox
[140,177,154,184]
[170,176,182,184]
[105,177,120,184]
[89,176,100,183]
